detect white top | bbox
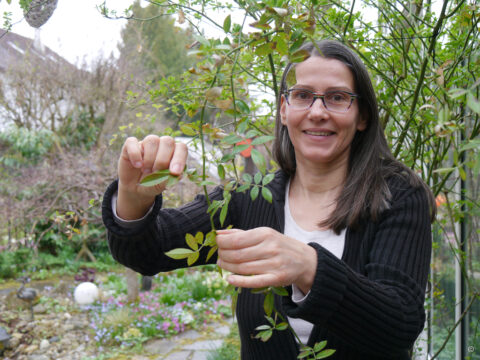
[284,182,346,344]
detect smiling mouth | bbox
[304,130,334,136]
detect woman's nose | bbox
[308,97,330,118]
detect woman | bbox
[102,40,435,359]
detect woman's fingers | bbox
[169,141,188,175]
[121,137,143,169]
[218,257,274,275]
[152,136,175,172]
[141,135,161,174]
[226,273,276,289]
[216,228,271,250]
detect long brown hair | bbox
[273,40,435,233]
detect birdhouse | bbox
[24,0,58,28]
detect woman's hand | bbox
[216,228,317,293]
[116,135,188,220]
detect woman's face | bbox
[280,56,366,170]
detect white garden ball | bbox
[73,282,99,305]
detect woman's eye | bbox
[293,91,311,100]
[328,92,348,102]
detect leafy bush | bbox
[88,267,232,349]
[60,112,105,151]
[0,125,54,166]
[0,251,19,279]
[0,248,32,278]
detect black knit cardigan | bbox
[102,170,432,360]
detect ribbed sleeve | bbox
[102,180,231,275]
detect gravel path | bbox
[0,279,233,360]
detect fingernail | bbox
[171,164,182,174]
[142,168,152,174]
[134,161,142,168]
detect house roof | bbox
[0,29,71,73]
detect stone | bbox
[25,344,39,353]
[144,339,177,354]
[174,329,202,341]
[72,320,87,330]
[17,320,29,328]
[28,355,50,360]
[9,333,22,348]
[49,336,60,343]
[33,304,48,314]
[214,325,230,336]
[40,339,50,350]
[191,351,210,360]
[62,324,75,332]
[162,350,193,360]
[182,339,223,351]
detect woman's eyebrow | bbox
[290,85,355,92]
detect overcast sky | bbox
[1,0,242,66]
[1,0,133,65]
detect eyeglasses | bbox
[284,88,359,113]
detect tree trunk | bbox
[125,267,139,303]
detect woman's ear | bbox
[280,95,287,125]
[356,115,367,131]
[356,108,368,131]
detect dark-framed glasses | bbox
[284,88,359,113]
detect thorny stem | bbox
[343,0,356,39]
[275,311,304,345]
[229,14,248,129]
[199,67,222,230]
[149,0,224,31]
[431,293,478,359]
[393,0,450,157]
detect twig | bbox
[431,293,479,359]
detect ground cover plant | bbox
[88,266,232,351]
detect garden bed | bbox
[0,266,238,360]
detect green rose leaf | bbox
[262,187,273,203]
[165,248,195,259]
[250,185,259,201]
[313,341,327,352]
[187,251,199,266]
[251,135,275,145]
[223,14,231,32]
[263,291,274,316]
[186,233,198,250]
[316,349,336,359]
[251,149,266,175]
[206,245,218,262]
[218,164,225,180]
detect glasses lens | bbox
[324,91,352,112]
[288,89,314,109]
